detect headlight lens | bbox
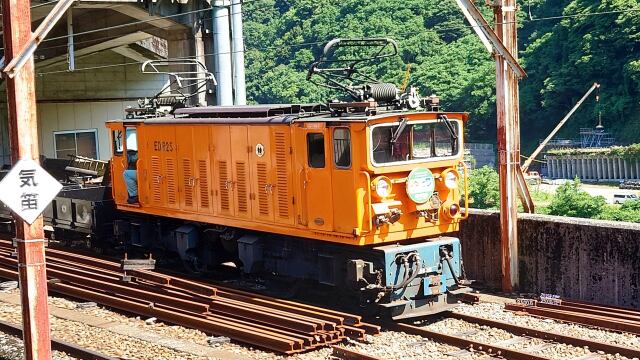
[444,170,459,189]
[375,177,392,198]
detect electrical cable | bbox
[26,1,640,76]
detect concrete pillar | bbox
[167,31,196,103]
[213,0,234,106]
[617,157,623,180]
[611,157,616,180]
[579,157,584,179]
[606,158,612,180]
[569,157,574,179]
[548,158,553,178]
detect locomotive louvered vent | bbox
[182,159,193,207]
[236,161,248,213]
[166,158,177,205]
[257,162,269,216]
[218,161,230,211]
[274,132,290,219]
[151,156,162,204]
[198,160,210,209]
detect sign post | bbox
[1,0,55,357]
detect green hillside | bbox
[243,0,640,153]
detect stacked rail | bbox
[506,297,640,336]
[0,240,379,354]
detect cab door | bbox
[230,126,252,220]
[213,126,235,216]
[300,126,333,231]
[176,126,197,212]
[249,126,274,222]
[107,123,127,205]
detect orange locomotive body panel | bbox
[107,109,468,246]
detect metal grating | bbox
[236,161,248,213]
[198,160,210,210]
[257,162,269,216]
[166,158,177,205]
[218,161,230,211]
[182,158,193,207]
[151,156,161,204]
[274,132,290,219]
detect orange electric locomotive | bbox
[107,39,470,318]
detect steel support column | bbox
[1,0,53,357]
[494,0,520,291]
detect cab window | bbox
[307,133,325,168]
[112,130,123,156]
[333,128,351,168]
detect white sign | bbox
[255,143,265,157]
[0,159,62,224]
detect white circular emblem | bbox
[255,143,265,157]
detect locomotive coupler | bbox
[373,208,402,228]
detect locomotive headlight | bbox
[443,170,459,190]
[372,176,392,199]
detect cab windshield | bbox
[371,119,460,165]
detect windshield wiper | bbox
[438,114,458,141]
[390,116,408,145]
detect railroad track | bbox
[506,298,640,335]
[0,239,379,355]
[0,318,118,360]
[332,307,639,359]
[0,238,637,359]
[392,311,640,359]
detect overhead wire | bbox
[28,0,640,76]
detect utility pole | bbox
[455,0,525,292]
[1,0,53,357]
[493,0,520,292]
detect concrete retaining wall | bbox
[547,155,640,181]
[458,210,640,308]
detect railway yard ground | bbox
[0,275,637,359]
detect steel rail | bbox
[561,299,640,315]
[0,243,380,354]
[448,312,640,358]
[331,346,384,360]
[505,303,640,335]
[391,322,551,360]
[535,302,640,323]
[0,318,118,360]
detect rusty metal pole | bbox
[494,0,520,292]
[1,0,53,357]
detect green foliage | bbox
[467,166,500,209]
[243,0,640,149]
[597,200,640,223]
[547,143,640,159]
[547,179,607,218]
[520,0,640,153]
[243,0,498,142]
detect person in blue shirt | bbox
[123,129,139,204]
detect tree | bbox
[597,200,640,223]
[467,166,500,209]
[547,179,606,218]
